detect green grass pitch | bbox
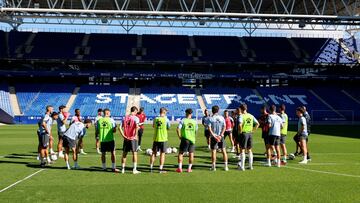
[0,124,360,202]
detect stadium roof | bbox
[0,0,360,33]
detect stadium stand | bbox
[7,31,32,58]
[193,36,246,62]
[243,37,297,63]
[15,84,75,116]
[84,33,137,61]
[292,37,328,61]
[140,86,200,119]
[0,83,13,116]
[69,85,128,117]
[257,87,335,121]
[25,32,83,59]
[142,34,191,61]
[2,31,358,64]
[312,87,360,120]
[201,87,261,114]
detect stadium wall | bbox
[0,108,14,124]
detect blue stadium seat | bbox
[0,83,13,116]
[16,84,75,116]
[140,86,200,119]
[201,87,260,116]
[70,85,128,117]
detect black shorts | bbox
[101,140,115,152]
[138,128,144,137]
[224,131,232,137]
[233,131,241,143]
[58,132,64,140]
[263,136,270,145]
[269,135,280,146]
[262,131,269,139]
[63,136,76,149]
[37,131,49,148]
[210,136,226,150]
[280,135,286,145]
[179,138,195,153]
[240,133,253,149]
[204,130,210,139]
[293,134,301,142]
[152,141,167,153]
[123,139,138,153]
[95,132,99,140]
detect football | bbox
[51,154,58,161]
[172,147,177,153]
[166,147,172,154]
[146,149,152,156]
[288,153,295,160]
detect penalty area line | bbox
[285,166,360,178]
[0,169,45,193]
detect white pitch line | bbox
[285,166,360,178]
[0,169,45,193]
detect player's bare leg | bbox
[211,149,217,171]
[222,148,229,171]
[111,151,119,172]
[159,152,166,173]
[57,137,63,158]
[64,147,71,169]
[281,143,288,164]
[188,152,194,172]
[299,139,308,164]
[121,152,128,173]
[176,153,184,173]
[132,151,140,174]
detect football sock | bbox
[188,164,192,170]
[178,163,182,169]
[150,164,153,170]
[241,152,246,168]
[122,163,125,169]
[74,161,78,167]
[267,158,271,166]
[111,162,115,169]
[102,162,106,169]
[212,163,216,169]
[159,165,164,170]
[66,161,70,168]
[249,152,253,168]
[133,162,137,171]
[224,162,228,168]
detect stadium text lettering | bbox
[140,94,197,104]
[203,94,307,105]
[95,93,128,104]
